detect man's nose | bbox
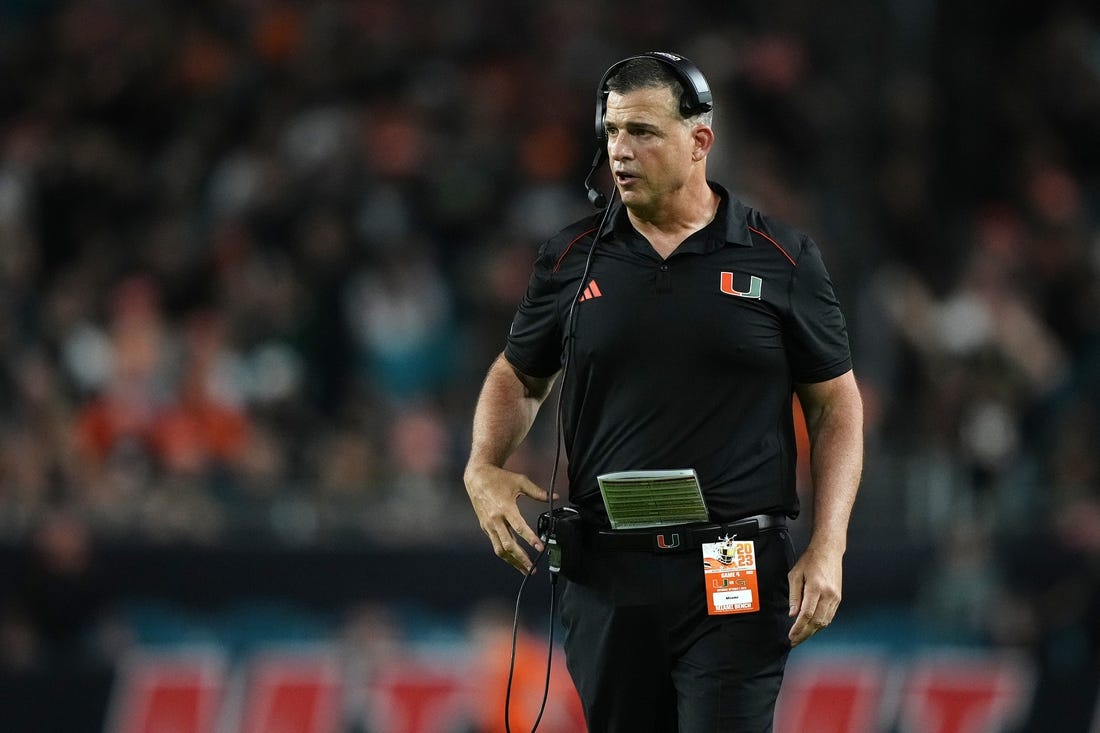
[608,135,633,161]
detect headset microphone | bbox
[583,148,608,209]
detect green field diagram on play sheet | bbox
[597,469,709,529]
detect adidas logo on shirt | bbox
[578,279,603,302]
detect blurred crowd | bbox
[0,0,1097,624]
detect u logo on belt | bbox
[654,532,682,550]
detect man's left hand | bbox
[787,542,843,647]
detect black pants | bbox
[558,528,795,733]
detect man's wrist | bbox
[463,459,499,484]
[806,525,848,556]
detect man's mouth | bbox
[615,171,638,185]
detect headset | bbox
[506,52,714,733]
[584,51,714,208]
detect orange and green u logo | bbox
[656,533,681,549]
[720,272,762,299]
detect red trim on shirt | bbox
[748,226,797,267]
[553,227,599,273]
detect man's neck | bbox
[626,181,720,258]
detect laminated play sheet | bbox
[596,469,709,529]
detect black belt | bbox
[588,513,787,553]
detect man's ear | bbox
[692,125,715,161]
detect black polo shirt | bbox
[504,183,851,525]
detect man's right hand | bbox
[464,463,556,574]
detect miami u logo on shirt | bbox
[720,272,763,300]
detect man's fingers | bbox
[496,502,543,553]
[815,597,839,626]
[508,515,544,556]
[788,593,819,646]
[789,587,842,646]
[790,618,830,647]
[516,476,557,503]
[791,610,825,638]
[788,568,804,619]
[492,524,534,574]
[486,511,548,574]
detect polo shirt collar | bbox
[596,181,754,253]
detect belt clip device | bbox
[537,507,580,576]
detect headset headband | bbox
[593,51,713,141]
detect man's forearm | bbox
[466,354,555,473]
[464,354,558,574]
[800,373,864,551]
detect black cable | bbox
[503,180,616,733]
[547,189,615,519]
[504,544,545,733]
[530,578,557,732]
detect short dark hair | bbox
[605,57,713,126]
[605,57,685,101]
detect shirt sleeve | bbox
[785,236,853,383]
[503,243,564,378]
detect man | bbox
[464,52,863,732]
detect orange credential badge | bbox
[702,535,760,615]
